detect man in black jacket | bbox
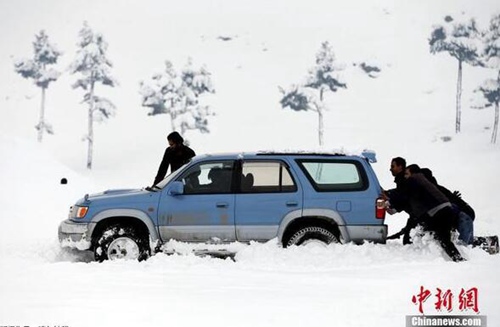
[153,132,196,186]
[389,164,464,261]
[419,167,475,245]
[385,157,419,244]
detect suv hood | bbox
[77,188,155,205]
[90,188,142,198]
[101,188,140,196]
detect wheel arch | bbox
[278,209,350,245]
[89,209,159,247]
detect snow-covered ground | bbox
[1,1,500,327]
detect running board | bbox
[161,248,237,260]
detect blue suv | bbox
[59,151,387,261]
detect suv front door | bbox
[157,160,236,243]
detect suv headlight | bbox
[69,205,89,219]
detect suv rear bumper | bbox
[58,219,93,250]
[344,224,387,244]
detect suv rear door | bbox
[234,159,302,241]
[296,158,378,225]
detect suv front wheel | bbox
[94,225,149,262]
[286,226,339,247]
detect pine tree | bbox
[69,22,117,169]
[14,30,61,142]
[429,16,483,133]
[139,58,215,136]
[280,42,346,146]
[476,14,500,144]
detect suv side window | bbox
[241,161,297,193]
[297,159,368,192]
[179,160,235,194]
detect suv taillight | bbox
[376,197,386,219]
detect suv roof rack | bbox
[256,151,346,157]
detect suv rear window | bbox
[241,161,297,193]
[297,159,368,192]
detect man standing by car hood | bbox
[153,131,196,185]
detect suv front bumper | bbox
[58,219,93,250]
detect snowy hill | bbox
[1,1,500,326]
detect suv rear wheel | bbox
[94,225,149,262]
[286,226,339,247]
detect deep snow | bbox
[1,1,500,326]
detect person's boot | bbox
[490,236,500,254]
[472,236,499,255]
[440,240,465,262]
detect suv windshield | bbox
[155,162,190,189]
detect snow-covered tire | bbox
[94,225,150,262]
[286,226,339,247]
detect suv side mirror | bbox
[168,181,184,196]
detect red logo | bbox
[412,286,479,314]
[458,287,479,313]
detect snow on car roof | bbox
[195,148,377,163]
[256,148,377,163]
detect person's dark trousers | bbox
[386,216,419,244]
[425,207,465,262]
[402,216,419,244]
[456,211,474,244]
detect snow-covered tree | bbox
[139,58,215,136]
[476,79,500,143]
[14,30,61,142]
[358,60,382,78]
[429,16,483,133]
[280,42,346,146]
[475,14,500,143]
[69,22,117,169]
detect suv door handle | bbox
[286,201,298,207]
[216,202,229,208]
